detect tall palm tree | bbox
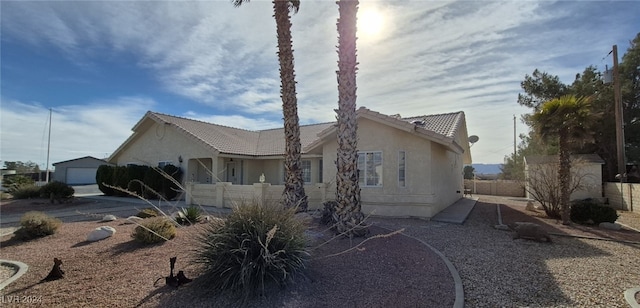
[334,0,366,236]
[531,95,595,224]
[233,0,307,210]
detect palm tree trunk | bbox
[334,0,365,236]
[558,129,571,225]
[273,0,307,210]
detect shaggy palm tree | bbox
[333,0,366,236]
[233,0,307,210]
[531,95,596,224]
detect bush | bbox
[570,199,619,224]
[14,211,62,240]
[137,208,160,218]
[132,217,177,244]
[96,165,115,195]
[127,165,150,196]
[4,175,35,193]
[162,164,183,200]
[40,181,74,202]
[10,185,41,199]
[193,201,308,298]
[175,206,202,225]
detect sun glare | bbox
[358,8,384,38]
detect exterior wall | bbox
[464,179,525,197]
[320,118,462,218]
[604,182,639,213]
[186,182,334,210]
[113,121,216,185]
[52,157,113,184]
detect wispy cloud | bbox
[0,97,155,167]
[1,0,638,163]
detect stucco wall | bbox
[320,118,463,218]
[525,161,603,201]
[114,121,215,171]
[464,180,525,197]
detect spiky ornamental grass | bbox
[192,201,308,299]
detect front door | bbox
[226,162,238,184]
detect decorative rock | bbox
[123,216,144,225]
[599,222,622,230]
[525,201,536,212]
[87,226,116,242]
[101,214,117,222]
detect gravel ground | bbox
[374,197,640,308]
[1,195,639,307]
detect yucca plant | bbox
[192,201,308,299]
[175,206,202,225]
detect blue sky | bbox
[1,0,639,170]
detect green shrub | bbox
[143,167,163,199]
[40,181,74,201]
[132,217,177,244]
[137,208,160,218]
[112,166,129,197]
[14,211,62,240]
[570,199,619,224]
[127,165,150,196]
[96,165,115,195]
[193,201,308,298]
[175,206,202,225]
[10,185,41,199]
[4,175,35,193]
[591,205,619,224]
[162,164,183,200]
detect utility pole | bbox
[45,108,52,183]
[613,45,626,179]
[513,114,517,159]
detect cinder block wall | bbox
[464,180,525,197]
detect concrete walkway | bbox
[431,197,479,224]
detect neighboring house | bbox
[108,107,472,219]
[524,154,604,201]
[52,156,114,185]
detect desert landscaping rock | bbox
[123,216,143,224]
[87,226,116,242]
[101,214,117,222]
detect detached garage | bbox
[52,156,114,185]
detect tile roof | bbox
[148,112,334,156]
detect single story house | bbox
[108,107,472,219]
[524,154,604,201]
[52,156,114,185]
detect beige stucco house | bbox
[108,107,472,219]
[524,154,604,201]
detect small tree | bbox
[463,166,475,180]
[525,159,595,219]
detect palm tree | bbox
[333,0,366,236]
[233,0,307,210]
[531,95,595,224]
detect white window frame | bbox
[398,151,406,188]
[358,151,383,187]
[282,160,312,184]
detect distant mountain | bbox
[471,163,502,175]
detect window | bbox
[358,151,383,187]
[283,160,312,184]
[398,151,406,187]
[318,159,323,183]
[158,161,173,168]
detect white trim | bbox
[358,151,383,187]
[398,150,406,188]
